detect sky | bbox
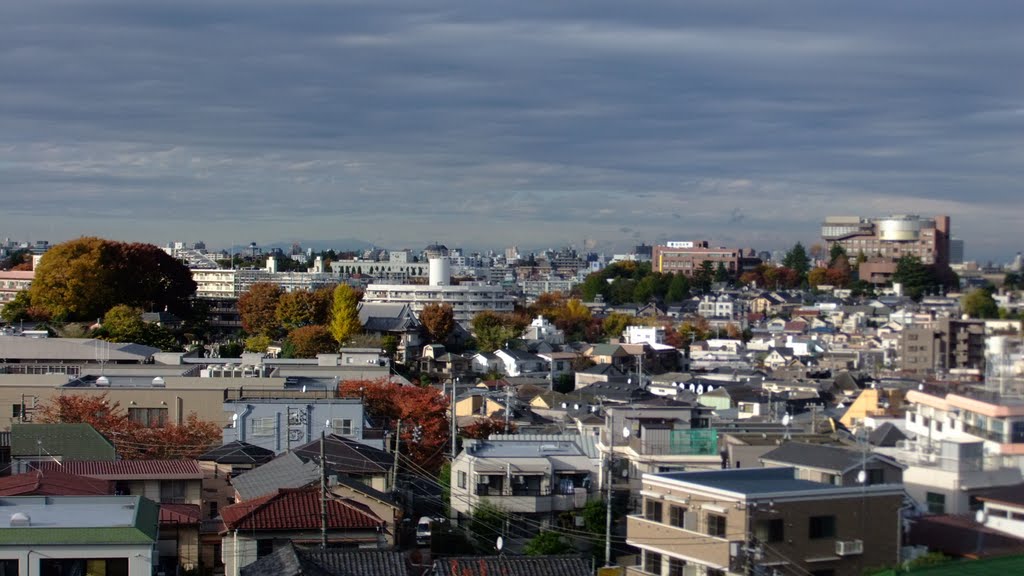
[2,1,1023,260]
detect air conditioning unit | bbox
[836,540,863,556]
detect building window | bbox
[926,492,946,515]
[645,499,663,522]
[458,471,467,489]
[331,418,353,436]
[11,404,21,418]
[251,417,275,437]
[707,570,726,576]
[643,551,662,574]
[669,505,688,528]
[0,560,17,576]
[988,508,1009,518]
[128,407,168,427]
[256,539,274,558]
[809,515,836,539]
[706,513,727,538]
[755,518,784,543]
[209,501,218,518]
[866,468,885,485]
[160,480,188,504]
[667,557,686,576]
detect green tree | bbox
[665,273,691,303]
[237,283,283,337]
[471,311,525,352]
[101,305,146,343]
[632,275,659,303]
[962,287,999,319]
[1004,272,1022,290]
[783,242,811,279]
[468,501,505,551]
[381,334,399,361]
[285,325,337,357]
[329,283,362,345]
[1,291,33,323]
[829,243,847,265]
[891,256,939,301]
[420,302,456,343]
[524,531,573,556]
[602,313,633,341]
[714,262,731,284]
[244,334,272,353]
[693,261,714,293]
[275,288,330,331]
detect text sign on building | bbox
[666,241,695,249]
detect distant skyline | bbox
[3,1,1023,261]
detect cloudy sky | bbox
[3,1,1023,259]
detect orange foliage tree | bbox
[37,394,221,460]
[461,416,516,440]
[338,378,449,472]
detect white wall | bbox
[0,543,154,576]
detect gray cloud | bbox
[2,0,1023,259]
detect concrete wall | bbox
[0,542,155,576]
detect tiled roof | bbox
[11,423,116,461]
[432,556,591,576]
[0,470,112,496]
[293,434,393,476]
[221,486,384,532]
[232,452,320,502]
[198,441,276,465]
[35,459,203,480]
[160,503,202,526]
[241,542,409,576]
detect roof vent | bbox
[10,512,30,527]
[152,377,165,386]
[96,375,110,386]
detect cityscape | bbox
[4,2,1024,576]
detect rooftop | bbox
[35,459,203,480]
[651,467,895,497]
[465,439,587,459]
[0,495,158,545]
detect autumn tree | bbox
[237,283,283,337]
[244,334,272,353]
[329,283,362,345]
[602,313,633,341]
[1,291,33,323]
[462,416,516,439]
[276,288,331,331]
[37,394,220,459]
[285,325,337,358]
[420,303,456,343]
[338,379,449,472]
[807,267,829,287]
[553,299,592,341]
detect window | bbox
[0,559,17,576]
[331,418,353,435]
[251,417,275,437]
[667,557,686,576]
[824,473,839,485]
[645,499,663,522]
[213,544,224,567]
[866,468,885,486]
[755,518,784,543]
[128,407,168,427]
[209,501,218,518]
[256,539,274,558]
[987,508,1009,518]
[458,470,467,489]
[11,404,20,418]
[643,551,662,574]
[809,515,836,539]
[706,513,727,538]
[160,480,188,504]
[669,505,688,528]
[926,492,946,515]
[707,570,726,576]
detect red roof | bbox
[0,470,112,496]
[35,459,203,480]
[220,486,384,532]
[160,503,202,526]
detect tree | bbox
[37,393,220,459]
[807,267,829,287]
[329,283,362,345]
[891,256,939,301]
[462,416,516,439]
[554,299,592,341]
[665,273,691,303]
[1,291,33,323]
[524,531,573,556]
[420,303,456,343]
[692,261,714,293]
[285,325,337,357]
[472,311,526,352]
[244,334,272,353]
[1005,272,1023,291]
[238,283,283,337]
[782,242,811,279]
[829,243,847,265]
[714,262,731,284]
[275,288,330,331]
[602,313,633,341]
[468,501,505,551]
[962,288,999,319]
[102,304,146,343]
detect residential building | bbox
[976,483,1024,540]
[449,436,600,529]
[10,423,116,473]
[900,318,986,376]
[627,467,904,576]
[222,398,383,453]
[0,271,33,304]
[759,442,904,486]
[652,241,742,277]
[220,487,387,576]
[0,495,159,576]
[240,542,409,576]
[494,349,547,377]
[0,470,112,497]
[522,316,565,345]
[433,556,591,576]
[357,302,423,363]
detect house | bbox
[759,442,904,486]
[240,541,409,576]
[0,495,159,576]
[537,352,577,379]
[292,435,395,493]
[494,348,547,377]
[626,467,905,576]
[471,352,502,375]
[433,556,591,576]
[585,343,633,368]
[0,470,111,496]
[220,487,387,576]
[522,316,565,345]
[356,302,423,363]
[574,363,628,389]
[223,397,383,453]
[449,437,600,529]
[34,459,205,571]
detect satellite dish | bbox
[232,413,238,422]
[976,509,988,524]
[561,402,567,409]
[573,404,579,410]
[918,384,924,391]
[325,419,331,428]
[697,384,704,395]
[782,414,791,427]
[302,385,307,393]
[706,385,714,392]
[622,426,631,439]
[857,470,867,484]
[496,536,504,551]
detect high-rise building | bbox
[950,238,965,264]
[652,241,760,278]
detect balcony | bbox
[471,482,592,514]
[626,514,731,569]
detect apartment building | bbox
[222,397,383,453]
[0,270,33,304]
[900,318,986,376]
[652,242,742,277]
[627,467,904,576]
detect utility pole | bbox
[320,429,328,549]
[504,380,512,434]
[392,419,402,490]
[450,379,458,459]
[605,411,614,567]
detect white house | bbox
[624,325,664,346]
[494,349,547,377]
[522,316,565,345]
